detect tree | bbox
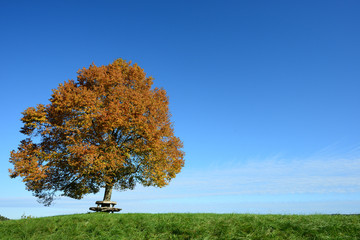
[9,59,185,206]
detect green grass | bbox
[0,213,359,239]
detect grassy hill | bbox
[0,213,359,239]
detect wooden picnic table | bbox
[89,201,121,213]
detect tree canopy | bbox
[9,59,185,206]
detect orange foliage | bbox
[9,59,185,206]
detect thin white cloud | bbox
[170,157,360,195]
[113,152,360,201]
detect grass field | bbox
[0,213,359,239]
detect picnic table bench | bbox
[89,201,121,213]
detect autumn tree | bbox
[9,59,185,206]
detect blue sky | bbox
[1,0,360,219]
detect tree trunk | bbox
[103,184,113,201]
